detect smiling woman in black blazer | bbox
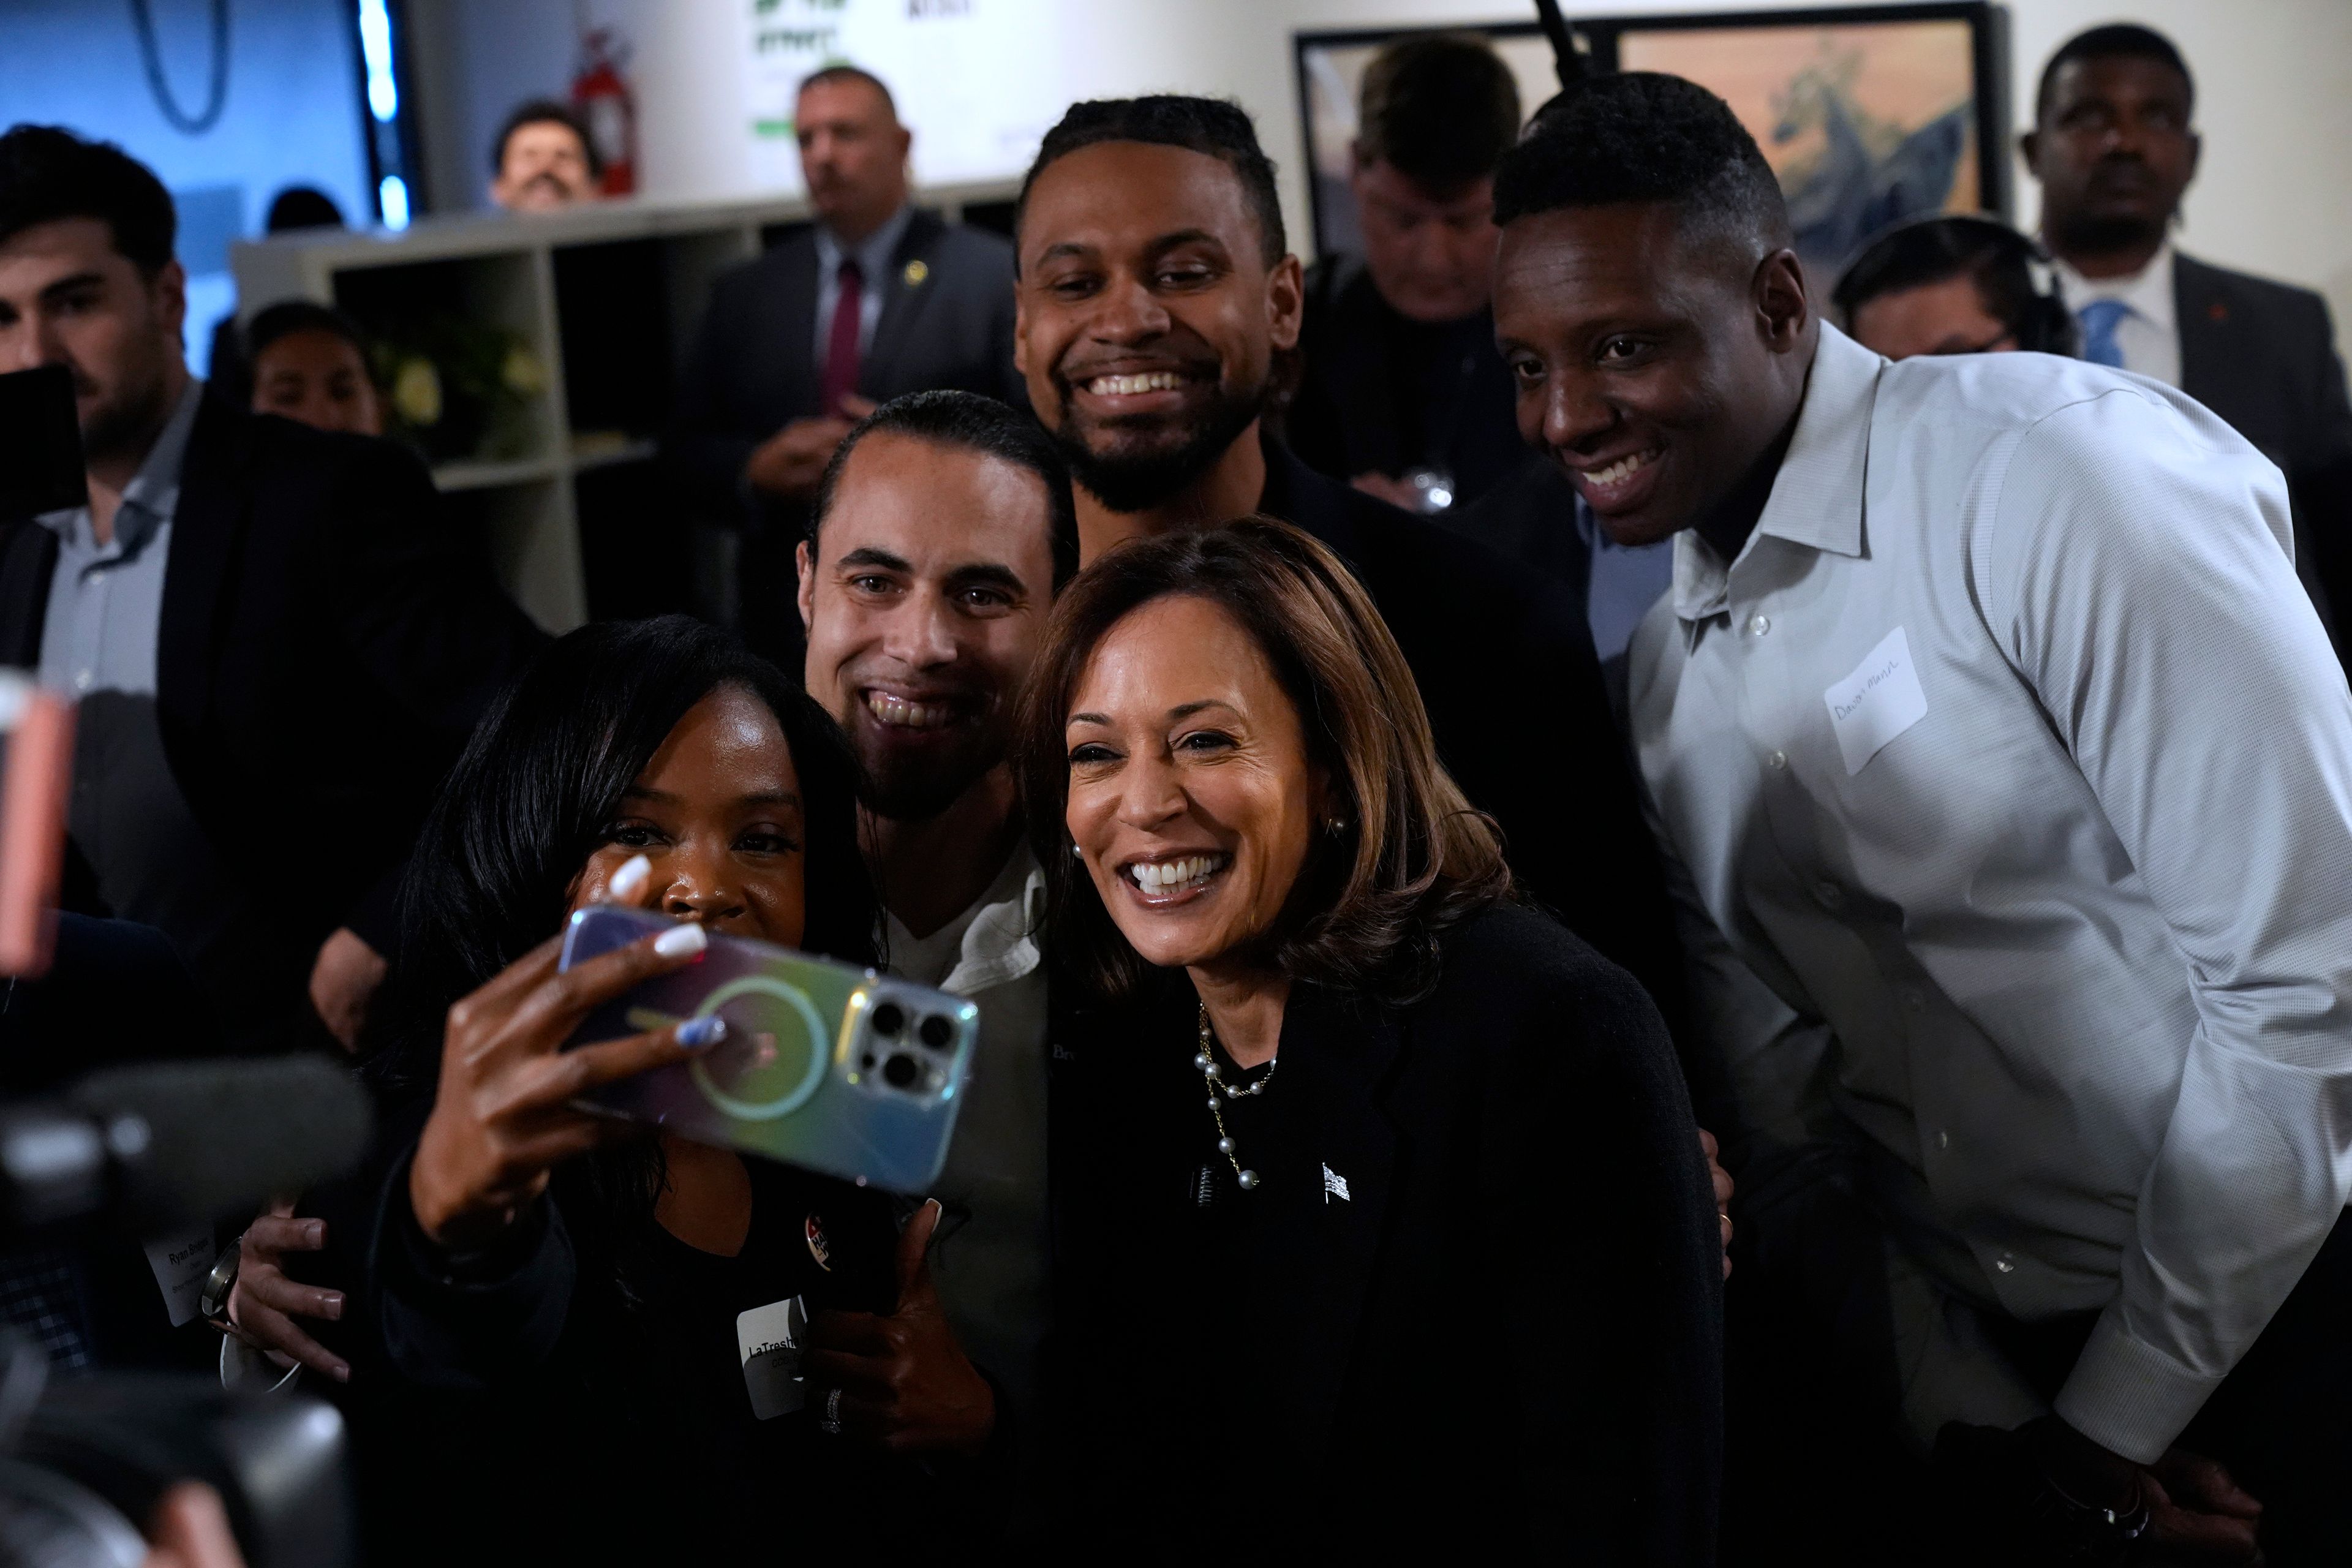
[1018,519,1722,1563]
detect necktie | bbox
[2077,298,2132,369]
[821,257,864,415]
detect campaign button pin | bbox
[805,1213,832,1271]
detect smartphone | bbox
[0,364,89,524]
[0,672,73,978]
[558,907,978,1193]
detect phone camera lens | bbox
[918,1014,954,1050]
[883,1053,920,1089]
[870,1002,905,1037]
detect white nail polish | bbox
[606,853,651,903]
[653,922,707,959]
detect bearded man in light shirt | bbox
[1491,72,2352,1566]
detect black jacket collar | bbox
[155,391,258,728]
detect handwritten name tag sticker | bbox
[1823,626,1928,776]
[736,1296,809,1420]
[144,1228,217,1327]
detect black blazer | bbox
[0,398,545,995]
[1284,254,1528,508]
[1047,902,1724,1562]
[665,208,1024,525]
[2175,251,2352,647]
[1261,438,1688,1035]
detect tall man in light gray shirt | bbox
[1493,74,2352,1565]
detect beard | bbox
[859,742,993,822]
[76,351,172,469]
[1047,371,1267,514]
[844,705,1006,823]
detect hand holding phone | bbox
[407,920,717,1254]
[557,908,978,1194]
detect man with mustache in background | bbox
[1008,94,1684,1019]
[488,99,605,213]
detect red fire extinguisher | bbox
[571,27,638,197]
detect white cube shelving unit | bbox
[230,182,1021,633]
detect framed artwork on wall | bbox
[1295,2,2010,285]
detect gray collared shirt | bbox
[811,203,914,373]
[36,378,204,697]
[1630,323,2352,1463]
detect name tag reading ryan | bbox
[1823,626,1929,777]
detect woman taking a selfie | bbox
[360,617,995,1562]
[1022,521,1722,1562]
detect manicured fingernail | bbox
[321,1293,344,1320]
[331,1362,350,1383]
[607,853,652,903]
[306,1221,326,1245]
[653,922,707,959]
[677,1014,728,1050]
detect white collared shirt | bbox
[2053,240,2180,387]
[1630,324,2352,1463]
[883,842,1049,1416]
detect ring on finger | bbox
[817,1385,843,1434]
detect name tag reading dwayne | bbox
[1823,626,1929,777]
[736,1297,809,1421]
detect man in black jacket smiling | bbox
[0,125,545,1052]
[1009,95,1685,1025]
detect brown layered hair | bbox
[1016,518,1510,1004]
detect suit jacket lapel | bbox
[772,231,823,420]
[863,210,946,395]
[1270,985,1401,1458]
[2174,252,2237,418]
[156,394,250,734]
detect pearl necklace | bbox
[1195,1003,1276,1192]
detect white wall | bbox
[404,0,2352,346]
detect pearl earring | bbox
[1071,843,1084,859]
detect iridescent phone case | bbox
[559,907,978,1193]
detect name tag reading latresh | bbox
[1823,627,1928,776]
[736,1297,809,1420]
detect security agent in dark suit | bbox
[1283,34,1528,518]
[1011,96,1687,1036]
[0,126,546,1053]
[2025,23,2352,656]
[667,66,1022,663]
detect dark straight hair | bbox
[810,389,1081,589]
[0,124,175,273]
[378,616,878,1093]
